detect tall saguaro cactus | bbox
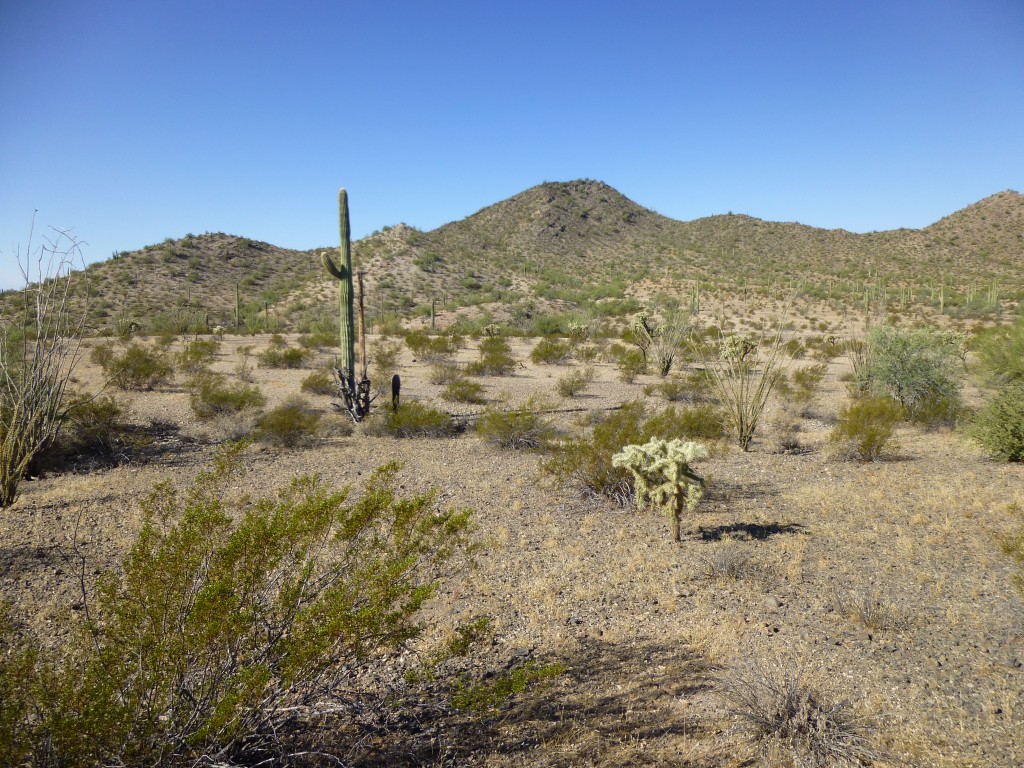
[321,188,372,421]
[322,188,356,374]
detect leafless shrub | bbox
[831,589,910,632]
[0,224,88,506]
[719,660,878,767]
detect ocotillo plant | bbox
[612,438,707,541]
[321,188,372,421]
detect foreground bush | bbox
[466,336,516,376]
[970,382,1024,462]
[0,445,474,766]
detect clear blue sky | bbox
[2,0,1022,289]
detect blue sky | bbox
[1,0,1022,289]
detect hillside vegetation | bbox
[3,181,1021,335]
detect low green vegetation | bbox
[255,395,321,447]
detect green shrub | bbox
[256,343,313,369]
[188,371,266,419]
[442,376,486,404]
[62,394,138,459]
[95,342,175,390]
[555,367,595,398]
[451,661,565,712]
[365,401,457,438]
[405,331,461,361]
[176,338,220,373]
[790,362,828,408]
[543,401,695,505]
[643,403,725,442]
[256,396,321,447]
[476,400,555,450]
[856,326,964,423]
[370,336,403,382]
[530,337,572,365]
[300,367,336,395]
[429,362,464,385]
[0,445,474,766]
[829,396,903,461]
[970,382,1024,461]
[647,369,714,403]
[973,314,1024,386]
[466,336,516,376]
[609,345,647,383]
[297,329,337,349]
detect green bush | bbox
[62,394,138,459]
[370,336,403,382]
[188,371,266,419]
[429,362,464,385]
[256,343,313,369]
[175,338,220,373]
[530,337,572,365]
[442,376,486,404]
[476,400,555,450]
[0,445,473,766]
[973,314,1024,386]
[405,331,461,361]
[829,396,903,461]
[300,367,336,395]
[970,382,1024,462]
[543,401,697,505]
[856,326,964,423]
[365,401,457,438]
[643,403,725,442]
[466,336,516,376]
[94,342,175,390]
[256,396,321,447]
[555,367,595,398]
[608,344,647,383]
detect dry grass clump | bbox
[831,589,910,632]
[719,661,878,768]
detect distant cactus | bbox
[612,438,707,541]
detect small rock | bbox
[765,595,782,609]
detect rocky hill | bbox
[6,181,1021,335]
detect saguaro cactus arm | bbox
[321,188,355,375]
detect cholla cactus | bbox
[612,438,708,541]
[720,333,757,363]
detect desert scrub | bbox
[855,325,965,425]
[92,341,175,390]
[543,401,702,505]
[405,330,461,361]
[718,662,878,768]
[973,313,1024,386]
[0,445,474,766]
[188,371,266,419]
[365,400,457,438]
[829,396,902,461]
[530,337,572,365]
[451,660,565,712]
[429,362,464,385]
[969,381,1024,461]
[256,339,313,369]
[300,367,336,395]
[555,367,595,398]
[466,335,516,376]
[256,395,321,447]
[441,375,486,404]
[646,369,713,403]
[175,338,220,373]
[476,399,555,450]
[370,336,403,382]
[607,343,647,383]
[643,402,725,442]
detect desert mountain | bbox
[11,180,1021,333]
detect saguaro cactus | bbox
[322,188,356,375]
[321,188,371,421]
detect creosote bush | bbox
[829,396,902,461]
[530,337,572,365]
[256,395,321,447]
[187,371,266,419]
[93,342,175,390]
[970,382,1024,462]
[555,367,595,398]
[175,338,220,373]
[476,398,556,450]
[466,336,516,376]
[0,444,474,766]
[442,376,486,404]
[300,367,336,395]
[365,400,458,438]
[256,341,313,369]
